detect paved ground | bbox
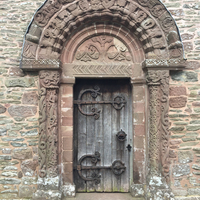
[66,193,134,200]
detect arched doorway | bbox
[21,0,187,199]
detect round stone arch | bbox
[20,0,187,199]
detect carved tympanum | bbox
[75,35,132,63]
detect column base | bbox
[61,183,76,199]
[32,176,61,200]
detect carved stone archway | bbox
[21,0,187,199]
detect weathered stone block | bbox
[2,148,11,154]
[33,190,61,200]
[11,142,27,147]
[19,185,35,198]
[181,33,194,41]
[12,148,32,160]
[22,177,37,185]
[21,157,38,176]
[192,164,200,170]
[3,166,17,171]
[186,125,200,131]
[188,188,200,196]
[0,178,21,184]
[5,77,35,87]
[22,91,38,105]
[178,151,193,163]
[0,193,18,199]
[169,86,186,96]
[170,126,185,132]
[170,71,198,82]
[0,104,6,114]
[1,171,18,177]
[172,164,190,177]
[169,97,187,108]
[183,42,193,51]
[8,105,37,117]
[9,67,25,77]
[180,141,199,146]
[21,129,38,136]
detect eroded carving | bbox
[39,70,60,88]
[46,89,58,177]
[76,45,100,62]
[92,35,113,47]
[75,35,132,63]
[146,70,170,183]
[38,70,60,178]
[22,0,184,62]
[23,41,37,59]
[167,31,183,58]
[34,0,62,27]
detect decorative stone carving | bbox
[38,70,60,178]
[23,41,38,59]
[102,0,115,9]
[21,59,60,70]
[34,0,62,27]
[167,31,183,58]
[73,65,132,75]
[26,23,42,44]
[150,4,165,18]
[75,35,132,63]
[21,0,185,62]
[39,70,60,88]
[146,70,170,183]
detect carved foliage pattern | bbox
[147,70,170,182]
[75,36,132,62]
[38,70,60,178]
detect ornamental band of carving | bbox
[22,0,184,61]
[38,70,60,178]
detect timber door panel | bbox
[73,79,132,192]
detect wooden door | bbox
[73,79,132,192]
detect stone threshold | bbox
[65,193,138,200]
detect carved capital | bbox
[39,70,60,88]
[146,70,169,85]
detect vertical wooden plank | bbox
[102,82,113,192]
[95,81,104,192]
[120,84,130,192]
[112,83,120,192]
[86,85,96,192]
[74,82,87,192]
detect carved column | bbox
[38,70,60,178]
[146,70,173,200]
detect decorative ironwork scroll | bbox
[38,70,60,178]
[76,151,126,185]
[74,86,126,119]
[146,70,170,183]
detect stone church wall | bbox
[0,0,199,199]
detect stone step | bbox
[65,193,135,200]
